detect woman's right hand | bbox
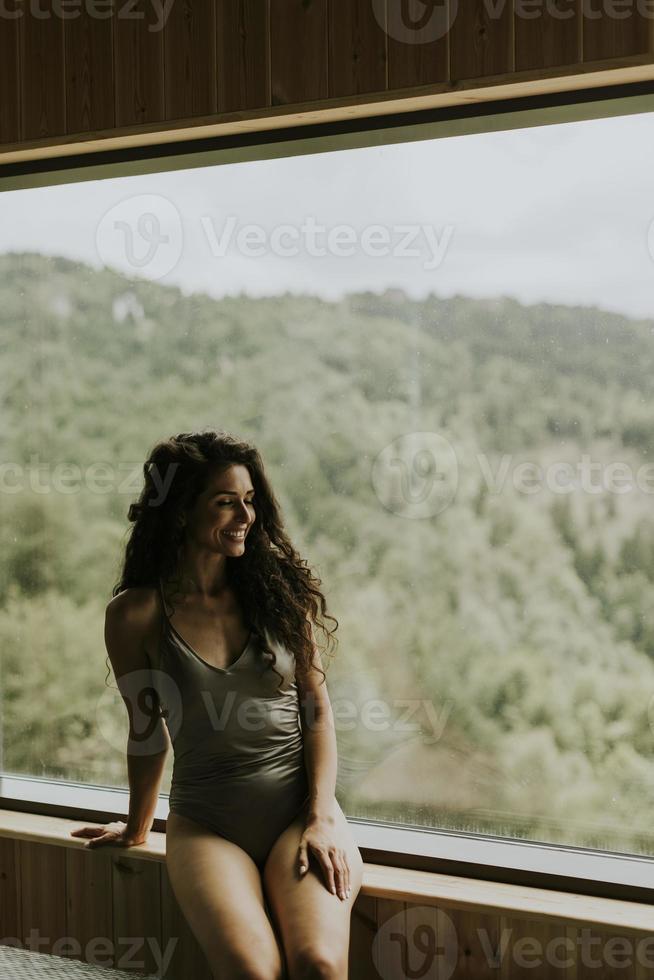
[69,820,146,849]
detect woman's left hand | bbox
[297,814,352,900]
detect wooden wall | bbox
[354,895,653,980]
[1,0,654,158]
[1,836,652,979]
[0,836,213,978]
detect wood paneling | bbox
[19,10,66,140]
[515,0,582,71]
[18,841,67,954]
[409,903,440,979]
[111,854,162,975]
[348,893,378,979]
[498,914,572,979]
[584,5,653,62]
[164,0,218,120]
[2,0,654,158]
[451,0,515,80]
[113,0,165,128]
[449,907,502,978]
[216,0,271,112]
[270,0,328,105]
[65,2,115,135]
[329,0,388,97]
[375,897,408,980]
[387,0,450,88]
[0,15,20,144]
[0,838,21,941]
[64,847,113,965]
[570,924,653,980]
[2,832,654,979]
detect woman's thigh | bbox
[261,799,364,978]
[165,810,285,980]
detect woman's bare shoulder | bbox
[106,585,159,612]
[105,586,161,664]
[105,587,161,632]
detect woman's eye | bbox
[219,500,255,506]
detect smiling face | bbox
[183,462,256,555]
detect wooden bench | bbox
[1,809,653,979]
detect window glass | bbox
[2,110,654,857]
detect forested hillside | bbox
[2,250,654,856]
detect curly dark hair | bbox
[106,429,337,692]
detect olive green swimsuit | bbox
[152,579,310,867]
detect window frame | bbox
[1,78,654,192]
[3,78,654,904]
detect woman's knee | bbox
[289,945,346,980]
[202,923,284,974]
[212,950,286,980]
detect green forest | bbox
[2,250,654,857]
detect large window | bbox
[2,95,654,860]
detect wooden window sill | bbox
[1,808,652,935]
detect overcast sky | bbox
[2,110,654,321]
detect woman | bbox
[70,429,364,979]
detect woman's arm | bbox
[124,744,169,842]
[105,593,171,841]
[72,591,171,849]
[300,684,338,825]
[298,625,337,824]
[296,618,351,899]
